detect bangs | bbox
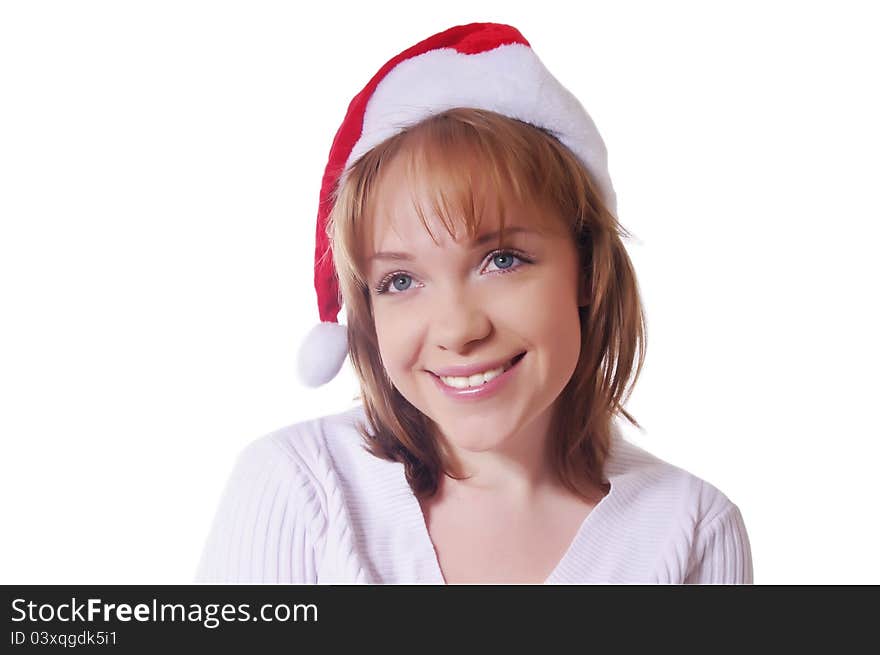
[333,108,581,287]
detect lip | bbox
[428,352,526,378]
[429,352,526,402]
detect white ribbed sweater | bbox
[195,405,753,584]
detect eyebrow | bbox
[369,227,537,263]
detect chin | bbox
[445,431,508,454]
[431,413,522,451]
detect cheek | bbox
[373,307,421,376]
[522,275,582,361]
[534,298,581,351]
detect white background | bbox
[1,0,877,584]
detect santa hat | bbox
[297,22,617,387]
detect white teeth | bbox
[438,359,514,389]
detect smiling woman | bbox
[326,108,639,583]
[195,22,753,585]
[331,106,635,508]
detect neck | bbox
[434,406,561,503]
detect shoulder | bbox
[606,424,743,532]
[604,426,753,582]
[233,404,371,499]
[216,404,369,504]
[194,405,371,583]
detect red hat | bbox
[297,22,617,387]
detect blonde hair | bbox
[327,107,646,502]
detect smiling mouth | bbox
[428,351,528,380]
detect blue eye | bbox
[390,274,413,292]
[374,248,531,296]
[492,253,515,269]
[375,272,416,295]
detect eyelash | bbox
[374,248,533,296]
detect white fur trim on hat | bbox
[297,322,349,387]
[345,43,617,215]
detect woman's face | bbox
[366,157,586,456]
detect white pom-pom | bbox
[297,321,349,387]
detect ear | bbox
[578,273,590,308]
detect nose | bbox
[427,285,492,353]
